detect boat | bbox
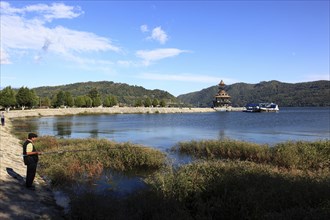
[243,103,261,112]
[243,103,279,112]
[259,103,279,112]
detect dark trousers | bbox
[26,162,37,187]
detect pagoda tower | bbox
[213,80,231,107]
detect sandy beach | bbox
[0,107,215,219]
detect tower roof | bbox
[215,90,231,98]
[219,80,225,86]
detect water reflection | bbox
[54,120,72,137]
[90,129,99,138]
[12,108,330,147]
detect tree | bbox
[103,97,110,107]
[134,99,143,107]
[54,91,66,107]
[111,96,118,107]
[85,96,93,107]
[89,87,99,99]
[16,87,38,109]
[160,99,166,107]
[103,95,118,107]
[75,96,85,107]
[0,86,16,110]
[152,98,159,107]
[65,92,74,107]
[41,97,51,107]
[93,97,102,107]
[144,97,152,107]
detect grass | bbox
[172,139,330,171]
[34,136,167,186]
[145,160,330,219]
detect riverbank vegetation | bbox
[30,136,330,219]
[35,136,167,186]
[172,139,330,170]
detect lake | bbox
[13,107,330,149]
[11,107,330,198]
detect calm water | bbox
[14,107,330,149]
[12,107,330,199]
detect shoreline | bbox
[4,106,247,119]
[0,114,64,219]
[4,107,215,119]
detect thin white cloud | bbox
[117,60,141,67]
[0,1,83,22]
[138,72,225,84]
[0,1,121,65]
[136,48,189,66]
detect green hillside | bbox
[34,81,177,106]
[177,80,330,107]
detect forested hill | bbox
[177,80,330,107]
[34,81,176,106]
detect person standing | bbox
[1,112,4,126]
[22,133,41,190]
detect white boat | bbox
[243,103,279,112]
[259,103,279,112]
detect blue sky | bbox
[1,1,329,96]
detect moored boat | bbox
[259,103,279,112]
[243,103,279,112]
[243,103,261,112]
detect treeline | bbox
[2,80,329,109]
[178,80,330,107]
[34,81,177,107]
[0,85,168,110]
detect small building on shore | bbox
[213,80,231,107]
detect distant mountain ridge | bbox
[177,80,330,107]
[34,81,177,106]
[32,80,329,107]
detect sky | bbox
[1,0,329,96]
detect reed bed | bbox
[145,160,330,219]
[172,139,330,171]
[17,133,330,219]
[35,136,167,186]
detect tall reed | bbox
[146,160,330,219]
[35,136,167,186]
[173,139,330,171]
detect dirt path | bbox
[0,118,64,220]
